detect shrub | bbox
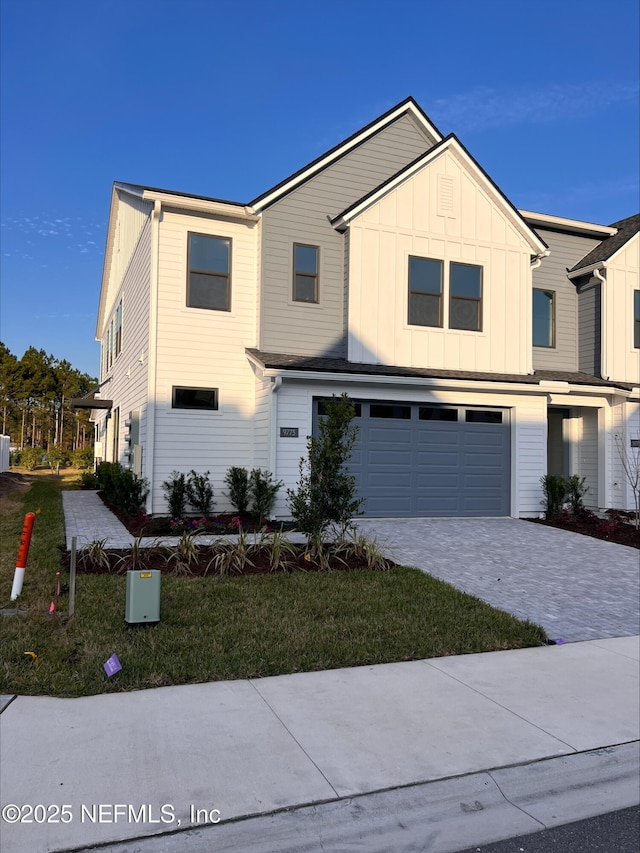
[72,447,94,469]
[565,475,588,512]
[540,474,566,519]
[162,471,188,518]
[21,446,43,471]
[46,445,69,472]
[186,470,215,516]
[249,468,283,521]
[77,470,99,489]
[224,466,250,514]
[288,393,363,543]
[97,462,149,517]
[10,449,21,466]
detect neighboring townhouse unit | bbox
[91,97,640,518]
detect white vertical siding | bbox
[151,210,259,514]
[576,408,599,508]
[96,217,152,467]
[604,235,640,383]
[347,150,535,374]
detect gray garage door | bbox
[314,399,511,517]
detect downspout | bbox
[593,267,607,380]
[268,375,282,477]
[145,199,162,513]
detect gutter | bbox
[268,376,282,476]
[141,190,258,221]
[592,267,608,380]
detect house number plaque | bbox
[280,427,299,438]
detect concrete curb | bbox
[62,742,640,853]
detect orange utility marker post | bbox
[10,512,36,600]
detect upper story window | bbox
[635,290,640,349]
[449,262,482,331]
[293,244,319,303]
[187,233,231,311]
[408,257,443,327]
[533,289,555,348]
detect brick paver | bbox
[357,518,640,642]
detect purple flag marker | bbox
[553,638,566,645]
[103,654,122,676]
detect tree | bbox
[0,342,19,435]
[614,431,640,529]
[287,393,363,545]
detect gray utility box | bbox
[125,570,161,624]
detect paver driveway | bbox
[357,518,640,642]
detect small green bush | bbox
[540,474,566,519]
[97,462,149,517]
[565,474,588,512]
[72,447,95,469]
[46,445,70,471]
[186,470,215,516]
[249,468,283,521]
[162,471,188,518]
[224,466,250,514]
[77,470,99,489]
[21,446,43,471]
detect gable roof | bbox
[330,133,548,254]
[569,213,640,274]
[249,97,443,213]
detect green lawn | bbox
[0,472,547,697]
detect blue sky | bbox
[1,0,638,377]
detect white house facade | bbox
[90,98,640,518]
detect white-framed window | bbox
[408,256,443,327]
[187,233,231,311]
[634,289,640,349]
[293,243,319,303]
[114,300,123,357]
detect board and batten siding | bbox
[95,215,152,470]
[151,210,259,514]
[532,230,600,372]
[270,380,548,518]
[603,234,640,383]
[574,407,599,508]
[347,149,533,375]
[259,114,436,359]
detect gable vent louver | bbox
[437,175,455,217]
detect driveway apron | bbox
[357,518,640,642]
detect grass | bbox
[0,472,547,697]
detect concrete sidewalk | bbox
[1,636,638,853]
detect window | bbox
[635,290,640,349]
[318,400,361,416]
[449,262,482,331]
[187,233,231,310]
[419,406,458,421]
[293,244,319,303]
[408,256,443,327]
[370,404,411,419]
[114,300,123,357]
[172,387,219,410]
[533,289,555,347]
[465,410,503,424]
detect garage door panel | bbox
[313,399,510,518]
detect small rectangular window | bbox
[172,387,219,410]
[450,262,482,331]
[293,244,319,302]
[465,410,503,424]
[187,233,231,311]
[634,290,640,349]
[419,407,458,421]
[533,289,555,347]
[370,404,411,419]
[408,256,443,327]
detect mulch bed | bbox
[0,472,31,499]
[529,509,640,549]
[61,545,394,577]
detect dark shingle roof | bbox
[246,349,634,392]
[570,213,640,272]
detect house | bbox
[92,97,640,518]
